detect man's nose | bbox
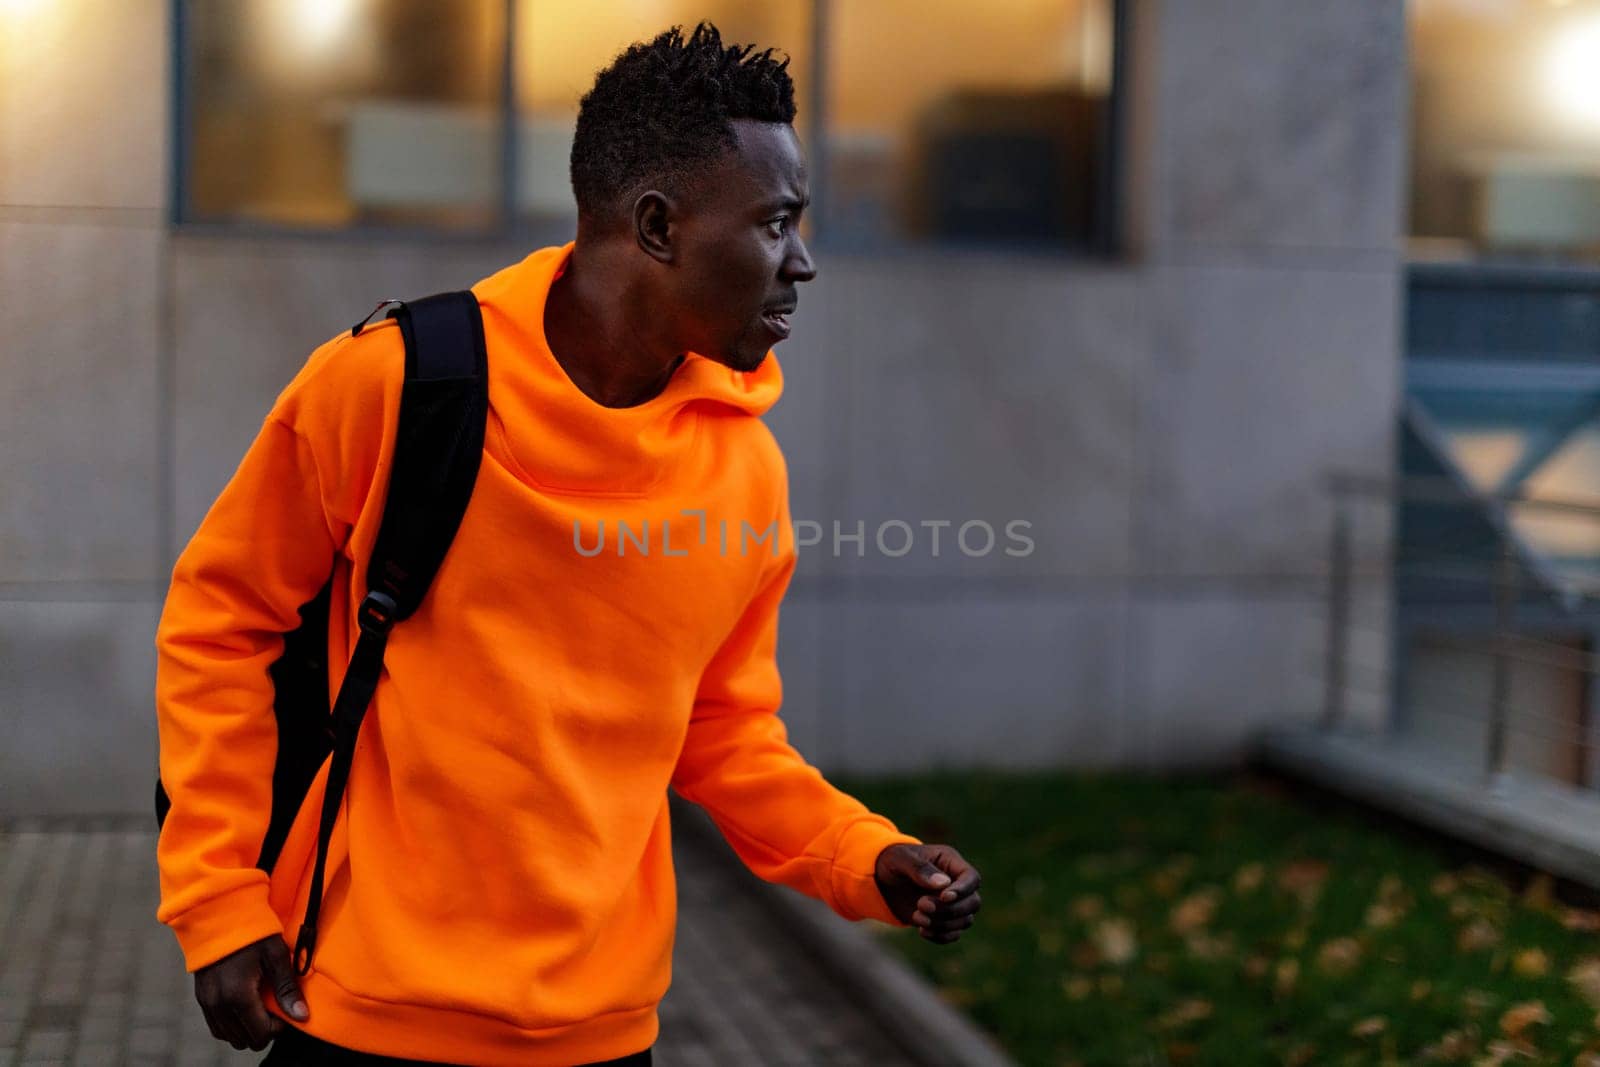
[784,236,817,283]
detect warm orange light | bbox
[1545,15,1600,127]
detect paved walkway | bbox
[0,806,917,1067]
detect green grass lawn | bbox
[832,768,1600,1067]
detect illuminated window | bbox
[824,0,1117,248]
[176,1,1123,249]
[1410,0,1600,262]
[181,0,506,229]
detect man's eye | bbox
[766,217,788,237]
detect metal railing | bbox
[1320,472,1600,788]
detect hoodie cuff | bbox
[164,881,285,973]
[829,816,924,926]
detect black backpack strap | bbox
[294,291,488,977]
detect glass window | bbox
[181,0,506,229]
[513,2,813,227]
[175,0,1122,248]
[1409,0,1600,263]
[1410,381,1600,591]
[823,0,1116,249]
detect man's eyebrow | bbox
[762,194,810,214]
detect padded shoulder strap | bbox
[365,290,489,622]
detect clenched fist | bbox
[874,843,982,944]
[194,934,309,1051]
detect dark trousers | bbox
[260,1025,653,1066]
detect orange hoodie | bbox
[154,242,923,1065]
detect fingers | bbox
[259,936,310,1022]
[223,1004,253,1051]
[238,984,283,1051]
[200,1003,244,1050]
[922,891,981,920]
[909,885,982,944]
[936,865,982,905]
[193,934,301,1053]
[914,913,975,943]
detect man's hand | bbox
[194,934,309,1051]
[874,843,982,944]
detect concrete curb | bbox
[671,797,1018,1067]
[1259,727,1600,892]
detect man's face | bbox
[667,120,817,373]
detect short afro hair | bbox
[570,21,797,223]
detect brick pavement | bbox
[0,812,918,1067]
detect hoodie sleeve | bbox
[669,459,923,927]
[154,328,396,972]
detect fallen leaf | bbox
[1418,1028,1475,1061]
[1183,932,1234,961]
[1069,941,1100,969]
[1070,895,1104,921]
[1410,979,1432,1002]
[1170,888,1222,934]
[1316,937,1363,975]
[1278,859,1331,902]
[1431,872,1461,896]
[1563,908,1600,932]
[1157,998,1213,1030]
[1366,900,1406,929]
[1061,975,1092,1000]
[1243,954,1270,980]
[1458,920,1502,953]
[1570,958,1600,1008]
[937,985,979,1007]
[1283,1043,1317,1067]
[1575,1052,1600,1067]
[1149,854,1196,899]
[1090,917,1138,966]
[1498,1000,1550,1038]
[1475,1037,1529,1065]
[1164,1043,1198,1065]
[1511,949,1549,978]
[1351,1016,1387,1038]
[1460,866,1504,892]
[1520,873,1554,910]
[1233,862,1265,893]
[1275,958,1300,997]
[1462,989,1496,1017]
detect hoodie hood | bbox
[471,242,784,495]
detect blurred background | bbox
[21,1,1600,1061]
[5,0,1374,813]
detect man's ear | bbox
[633,190,676,264]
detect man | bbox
[155,22,982,1066]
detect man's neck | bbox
[543,244,685,409]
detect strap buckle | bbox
[357,591,398,636]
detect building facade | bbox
[0,1,1406,815]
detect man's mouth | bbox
[761,304,796,337]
